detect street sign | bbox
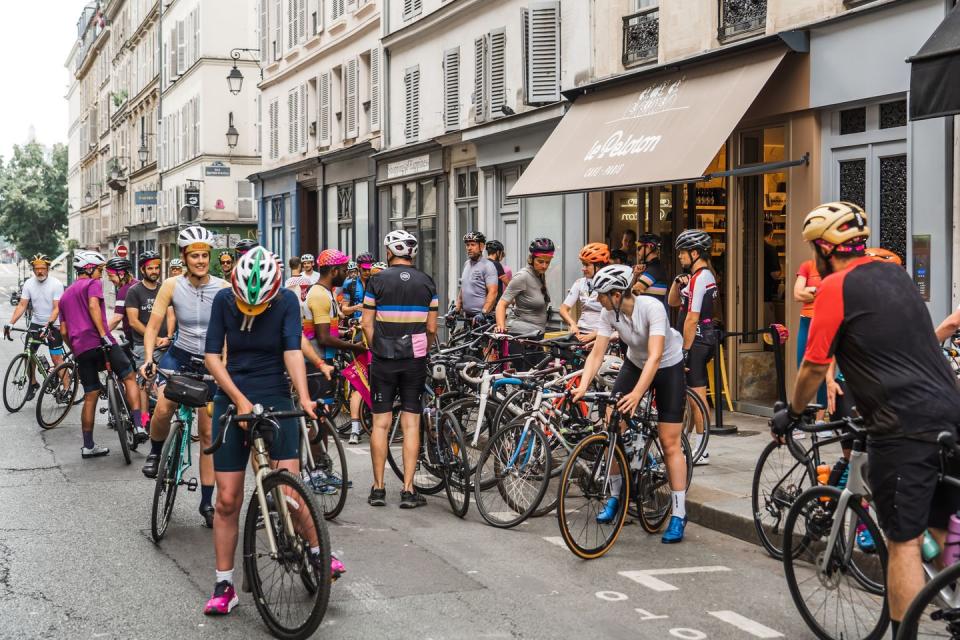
[205,163,231,177]
[134,191,157,205]
[115,244,129,258]
[184,187,200,208]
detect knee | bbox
[888,536,923,556]
[215,490,243,517]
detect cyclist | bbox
[105,257,137,343]
[202,246,343,615]
[362,230,438,508]
[284,255,309,301]
[168,258,185,278]
[668,229,718,465]
[342,252,374,320]
[572,264,689,543]
[234,238,259,259]
[4,254,66,400]
[560,243,609,344]
[495,237,554,370]
[140,226,227,528]
[58,251,145,457]
[771,202,960,637]
[485,239,512,298]
[218,251,234,280]
[371,261,386,275]
[300,253,320,286]
[456,231,498,319]
[633,233,669,311]
[346,260,359,282]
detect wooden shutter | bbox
[526,1,560,104]
[269,98,280,159]
[473,37,487,123]
[318,71,331,146]
[299,83,308,151]
[192,8,200,64]
[404,66,420,142]
[298,0,307,43]
[273,0,282,60]
[255,94,262,154]
[259,0,268,62]
[193,96,200,156]
[369,47,381,132]
[288,88,298,154]
[176,20,185,74]
[402,0,421,20]
[489,28,506,116]
[443,48,460,132]
[345,58,359,139]
[286,0,296,52]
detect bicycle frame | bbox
[172,405,195,483]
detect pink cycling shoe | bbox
[204,581,238,615]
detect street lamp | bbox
[227,48,261,96]
[138,143,149,165]
[226,112,239,149]
[84,188,93,204]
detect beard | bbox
[333,270,346,287]
[144,272,160,283]
[814,248,834,276]
[35,275,47,282]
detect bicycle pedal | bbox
[98,407,107,414]
[185,478,199,492]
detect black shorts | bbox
[868,434,960,542]
[370,356,427,414]
[307,361,336,406]
[612,358,686,423]
[76,345,134,394]
[685,340,714,388]
[28,323,64,355]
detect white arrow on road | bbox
[708,611,783,638]
[618,566,731,592]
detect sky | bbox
[0,1,83,161]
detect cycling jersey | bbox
[598,295,684,369]
[59,278,115,354]
[284,274,311,301]
[460,257,499,315]
[563,277,603,333]
[805,256,960,437]
[302,283,340,359]
[113,279,138,343]
[20,276,64,326]
[363,265,438,360]
[125,281,167,345]
[637,258,669,310]
[301,270,320,286]
[342,276,367,319]
[678,267,718,340]
[151,275,229,355]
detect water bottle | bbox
[942,514,960,566]
[922,529,941,563]
[827,458,848,488]
[816,464,830,486]
[38,354,50,371]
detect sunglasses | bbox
[220,259,233,265]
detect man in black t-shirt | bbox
[633,233,669,312]
[362,230,438,509]
[125,252,171,362]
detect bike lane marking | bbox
[542,536,566,547]
[618,566,731,591]
[707,611,783,638]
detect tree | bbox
[0,142,68,259]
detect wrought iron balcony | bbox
[718,0,767,42]
[622,8,659,67]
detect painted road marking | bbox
[618,566,731,592]
[708,611,783,638]
[542,536,566,548]
[345,447,369,456]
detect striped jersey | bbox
[363,265,438,360]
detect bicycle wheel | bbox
[3,352,30,413]
[302,417,349,520]
[557,433,630,559]
[439,412,470,518]
[151,422,184,542]
[386,408,444,495]
[243,470,331,640]
[782,485,888,640]
[474,417,552,528]
[107,378,132,465]
[683,388,711,464]
[751,440,815,560]
[36,361,79,429]
[636,431,693,534]
[897,559,960,639]
[446,396,501,477]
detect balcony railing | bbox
[623,8,659,67]
[718,0,767,42]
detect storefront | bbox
[320,142,376,260]
[249,157,318,267]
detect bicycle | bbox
[295,372,349,520]
[205,403,331,639]
[99,345,140,465]
[3,326,56,413]
[35,350,81,429]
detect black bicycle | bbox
[99,346,139,464]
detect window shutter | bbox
[489,28,506,116]
[269,98,280,159]
[345,58,359,139]
[273,0,282,60]
[299,83,308,151]
[443,47,460,132]
[193,96,200,156]
[288,88,298,154]
[473,37,487,123]
[176,20,185,74]
[403,0,421,20]
[259,0,268,62]
[193,8,200,64]
[298,0,307,43]
[255,94,262,154]
[369,47,381,132]
[404,66,420,142]
[287,0,296,52]
[318,71,331,146]
[526,1,560,104]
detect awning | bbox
[908,3,960,121]
[510,46,788,198]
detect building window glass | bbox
[879,155,908,264]
[454,166,479,268]
[385,178,439,284]
[839,107,867,135]
[839,159,867,208]
[879,100,907,129]
[337,184,354,257]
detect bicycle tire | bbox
[303,417,349,520]
[151,422,184,542]
[386,408,444,495]
[782,485,889,640]
[446,396,502,477]
[243,470,331,640]
[108,378,132,465]
[683,388,711,464]
[36,361,79,429]
[751,439,816,560]
[896,557,960,639]
[490,386,535,434]
[3,352,30,413]
[440,412,470,518]
[636,431,693,534]
[474,417,552,528]
[557,433,630,559]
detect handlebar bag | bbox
[163,374,210,408]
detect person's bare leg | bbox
[400,411,421,493]
[887,536,926,623]
[369,411,391,489]
[212,472,245,570]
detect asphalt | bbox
[0,265,822,639]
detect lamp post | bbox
[138,132,156,167]
[227,48,261,96]
[226,112,239,149]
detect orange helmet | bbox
[865,247,903,266]
[579,242,610,265]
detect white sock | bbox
[690,433,701,450]
[672,490,686,519]
[351,420,361,435]
[310,546,320,555]
[216,568,234,585]
[609,474,623,499]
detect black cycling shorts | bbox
[868,433,960,542]
[76,345,134,394]
[685,340,714,388]
[370,356,426,414]
[211,393,300,472]
[28,323,64,355]
[612,358,686,423]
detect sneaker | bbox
[856,524,876,553]
[348,432,360,445]
[142,453,160,478]
[330,554,346,582]
[399,490,426,509]
[203,581,238,615]
[200,504,215,529]
[661,515,687,544]
[368,486,386,507]
[133,425,149,445]
[303,468,339,495]
[81,444,109,459]
[25,383,40,402]
[694,451,710,466]
[596,496,620,524]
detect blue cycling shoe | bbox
[661,515,687,544]
[596,497,620,524]
[856,525,876,553]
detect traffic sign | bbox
[115,244,129,258]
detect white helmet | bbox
[591,264,634,294]
[383,229,418,258]
[73,250,106,271]
[232,246,282,316]
[597,355,623,390]
[178,225,215,251]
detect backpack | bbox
[491,260,506,301]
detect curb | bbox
[686,497,761,548]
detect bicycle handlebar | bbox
[204,403,306,455]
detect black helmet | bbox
[138,251,160,269]
[355,252,375,265]
[235,238,259,255]
[485,239,504,253]
[675,229,712,252]
[529,237,556,255]
[637,233,661,248]
[463,231,486,244]
[106,256,132,272]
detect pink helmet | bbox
[317,249,349,266]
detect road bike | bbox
[3,326,57,413]
[296,372,349,520]
[205,404,331,639]
[36,351,81,429]
[99,345,140,465]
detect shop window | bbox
[879,155,908,263]
[839,107,866,135]
[839,159,866,208]
[387,179,439,284]
[879,100,907,129]
[337,184,354,257]
[454,166,479,268]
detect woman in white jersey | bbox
[559,243,610,344]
